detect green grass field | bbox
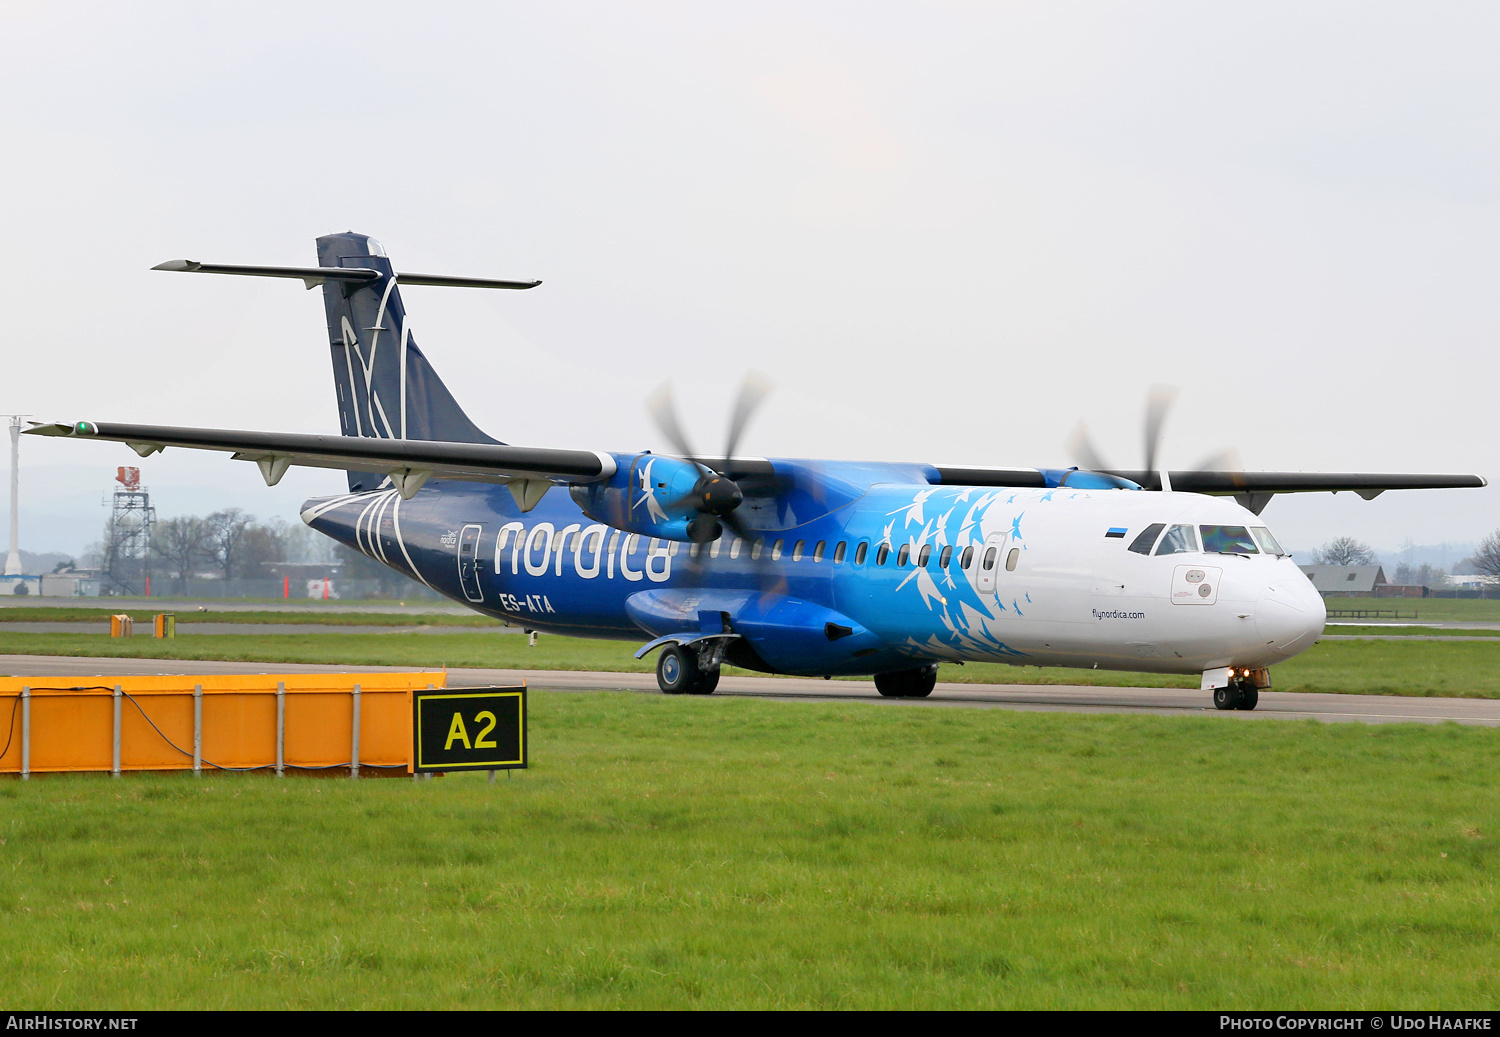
[1,692,1495,1009]
[4,631,1500,697]
[0,607,501,627]
[1325,598,1500,621]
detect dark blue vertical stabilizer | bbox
[316,232,500,491]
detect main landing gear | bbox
[655,644,721,696]
[1213,679,1260,711]
[874,665,938,699]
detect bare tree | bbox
[1315,536,1378,566]
[239,518,292,577]
[206,508,254,580]
[1471,530,1500,580]
[154,516,212,592]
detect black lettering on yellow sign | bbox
[414,687,526,772]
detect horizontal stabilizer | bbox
[152,260,540,291]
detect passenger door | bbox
[974,533,1006,596]
[457,523,484,602]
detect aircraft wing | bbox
[930,464,1486,513]
[26,421,1486,517]
[24,420,615,501]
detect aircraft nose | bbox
[1256,573,1326,658]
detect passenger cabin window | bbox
[813,541,826,562]
[939,545,952,569]
[918,545,931,567]
[729,538,741,559]
[751,539,764,560]
[1006,547,1019,572]
[834,542,847,564]
[1128,523,1165,556]
[772,539,785,561]
[792,540,804,561]
[1154,525,1198,556]
[959,546,972,569]
[897,544,910,567]
[1200,525,1258,555]
[876,544,890,565]
[854,542,867,565]
[1250,526,1286,557]
[689,543,700,558]
[625,534,639,554]
[982,547,997,571]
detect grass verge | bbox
[0,608,499,627]
[3,632,1500,697]
[1,692,1496,1009]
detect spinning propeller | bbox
[646,372,773,546]
[1067,383,1240,490]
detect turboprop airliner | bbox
[28,233,1486,710]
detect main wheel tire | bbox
[657,645,699,695]
[873,665,939,698]
[907,665,938,698]
[1235,685,1259,711]
[1213,684,1242,710]
[687,666,720,695]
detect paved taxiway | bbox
[3,654,1497,727]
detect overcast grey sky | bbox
[2,1,1496,560]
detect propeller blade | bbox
[1066,421,1111,473]
[1190,447,1244,473]
[720,371,773,473]
[646,381,710,474]
[1143,384,1178,476]
[722,510,787,596]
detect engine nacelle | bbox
[570,452,703,541]
[1039,468,1142,490]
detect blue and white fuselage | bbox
[302,464,1326,679]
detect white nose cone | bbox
[1257,576,1326,659]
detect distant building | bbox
[40,570,102,597]
[1443,574,1500,588]
[1298,564,1429,598]
[0,574,41,596]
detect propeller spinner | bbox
[646,373,772,544]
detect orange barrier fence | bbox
[0,672,446,778]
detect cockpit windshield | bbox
[1154,524,1198,555]
[1201,524,1258,555]
[1250,526,1286,557]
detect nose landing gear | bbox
[1212,680,1259,711]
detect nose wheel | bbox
[1213,680,1259,711]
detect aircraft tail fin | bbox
[315,232,502,491]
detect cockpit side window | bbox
[1154,524,1198,556]
[1250,526,1286,557]
[1127,523,1166,555]
[1200,524,1258,555]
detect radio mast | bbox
[3,415,28,577]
